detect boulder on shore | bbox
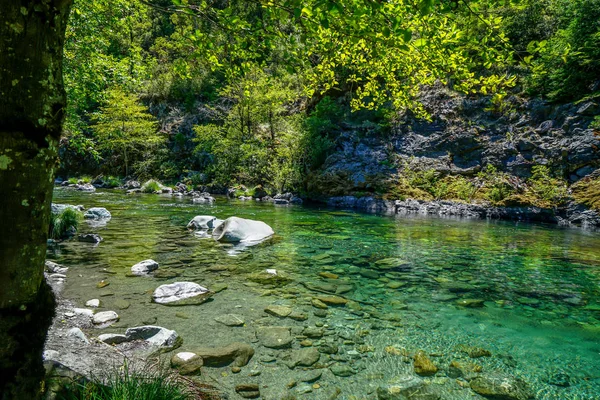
[212,217,274,243]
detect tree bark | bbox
[0,1,72,398]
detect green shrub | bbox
[141,179,163,193]
[103,176,122,188]
[49,208,82,239]
[80,176,93,184]
[572,176,600,210]
[527,165,568,207]
[591,116,600,130]
[57,363,193,400]
[477,165,514,204]
[446,176,478,202]
[67,177,79,185]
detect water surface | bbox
[49,188,600,399]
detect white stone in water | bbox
[212,217,274,243]
[86,299,100,308]
[45,260,68,274]
[43,350,60,361]
[125,326,179,347]
[92,311,119,325]
[152,282,210,304]
[131,259,159,275]
[187,215,219,230]
[176,352,197,362]
[266,269,277,275]
[84,207,111,219]
[72,308,94,317]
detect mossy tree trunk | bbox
[0,1,72,399]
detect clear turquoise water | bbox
[49,188,600,399]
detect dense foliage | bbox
[60,0,600,195]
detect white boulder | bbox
[131,259,159,275]
[187,215,222,230]
[152,282,212,305]
[84,207,111,220]
[212,217,274,243]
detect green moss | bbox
[103,176,122,188]
[572,176,600,210]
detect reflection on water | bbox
[49,188,600,399]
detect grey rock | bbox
[67,328,89,344]
[45,260,68,274]
[171,352,203,375]
[125,325,180,348]
[131,259,159,275]
[193,342,255,367]
[78,234,103,244]
[330,364,355,377]
[290,347,320,368]
[470,374,533,400]
[84,207,111,220]
[256,326,293,349]
[214,314,245,327]
[187,215,220,230]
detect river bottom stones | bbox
[470,374,534,400]
[171,352,203,375]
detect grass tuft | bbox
[49,208,82,239]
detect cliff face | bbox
[307,85,600,228]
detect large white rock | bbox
[68,327,90,344]
[84,207,111,220]
[212,217,274,243]
[125,325,180,347]
[152,282,212,305]
[131,259,159,275]
[187,215,222,230]
[92,311,119,325]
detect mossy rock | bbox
[572,176,600,210]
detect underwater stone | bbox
[256,326,293,349]
[92,311,119,326]
[470,374,533,400]
[413,351,438,376]
[193,342,255,367]
[264,305,292,318]
[214,314,245,327]
[330,364,355,377]
[289,347,320,368]
[235,384,260,399]
[152,282,212,305]
[376,375,424,400]
[78,234,103,244]
[455,299,485,308]
[97,333,128,345]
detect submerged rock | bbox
[413,351,438,376]
[187,215,222,230]
[235,383,260,399]
[193,342,255,367]
[470,374,533,400]
[78,234,103,244]
[98,333,128,345]
[125,325,181,348]
[256,326,293,349]
[84,207,111,220]
[376,375,424,399]
[212,216,274,243]
[214,314,245,327]
[289,347,320,368]
[264,305,292,318]
[152,282,212,305]
[131,259,159,275]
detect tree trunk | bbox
[0,1,72,399]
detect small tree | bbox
[93,88,162,177]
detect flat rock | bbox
[330,364,355,377]
[45,260,68,274]
[131,259,159,275]
[85,299,100,308]
[193,342,255,367]
[264,305,292,318]
[290,347,320,367]
[376,375,425,399]
[374,258,410,270]
[152,282,212,305]
[317,295,348,306]
[214,314,245,327]
[67,328,89,344]
[92,311,119,326]
[256,326,293,349]
[456,299,485,308]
